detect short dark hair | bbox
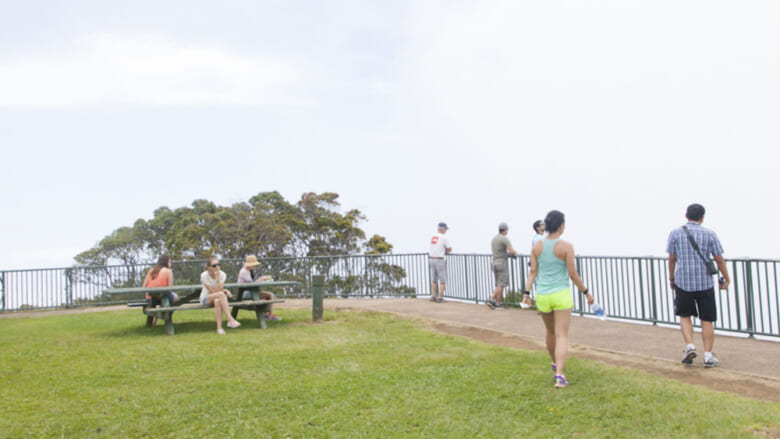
[532,220,543,232]
[544,210,565,234]
[686,203,705,221]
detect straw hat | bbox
[244,255,261,267]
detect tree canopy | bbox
[75,191,391,266]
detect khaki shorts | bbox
[492,261,509,287]
[429,259,447,284]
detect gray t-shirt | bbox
[492,233,512,262]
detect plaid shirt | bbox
[666,222,724,291]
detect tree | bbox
[74,191,385,266]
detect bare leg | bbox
[553,309,572,376]
[540,311,556,362]
[701,321,714,352]
[680,316,695,345]
[492,286,504,304]
[431,282,438,299]
[438,283,446,299]
[219,296,238,323]
[213,305,223,330]
[260,291,274,313]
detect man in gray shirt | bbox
[488,222,517,309]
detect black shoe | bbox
[486,300,496,309]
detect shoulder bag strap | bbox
[682,225,710,264]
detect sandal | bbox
[227,320,241,328]
[217,329,226,335]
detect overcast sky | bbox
[1,1,779,270]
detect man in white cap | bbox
[489,222,517,309]
[429,222,452,303]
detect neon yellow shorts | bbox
[535,288,573,313]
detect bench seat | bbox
[143,299,285,334]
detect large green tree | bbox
[75,191,387,266]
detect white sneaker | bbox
[681,346,697,365]
[704,355,720,368]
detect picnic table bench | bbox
[103,281,300,335]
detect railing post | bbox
[637,258,646,321]
[649,259,658,326]
[732,260,742,333]
[1,271,5,311]
[472,256,479,304]
[745,260,755,338]
[65,268,74,309]
[312,275,324,322]
[575,257,583,315]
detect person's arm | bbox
[255,275,272,282]
[219,271,232,298]
[507,237,517,256]
[142,271,151,288]
[668,254,677,289]
[563,241,593,305]
[714,254,730,290]
[522,242,542,305]
[445,246,452,254]
[164,268,174,286]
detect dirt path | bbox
[4,300,780,403]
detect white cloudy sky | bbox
[1,0,779,270]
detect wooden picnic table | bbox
[104,280,301,335]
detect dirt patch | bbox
[431,321,780,403]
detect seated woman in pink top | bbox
[143,255,178,325]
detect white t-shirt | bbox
[429,232,451,258]
[200,270,227,302]
[531,233,545,247]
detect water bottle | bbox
[591,303,605,320]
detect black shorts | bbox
[674,286,717,322]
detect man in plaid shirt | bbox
[667,203,730,368]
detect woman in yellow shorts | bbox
[522,210,594,388]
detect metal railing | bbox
[1,253,778,338]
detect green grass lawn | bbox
[1,308,778,438]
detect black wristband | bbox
[582,289,589,295]
[522,291,530,296]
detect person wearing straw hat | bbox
[237,255,281,321]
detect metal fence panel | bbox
[2,254,778,338]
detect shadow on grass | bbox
[102,318,289,338]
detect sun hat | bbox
[244,255,261,267]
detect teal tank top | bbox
[536,239,570,295]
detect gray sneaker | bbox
[681,346,697,365]
[704,355,720,368]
